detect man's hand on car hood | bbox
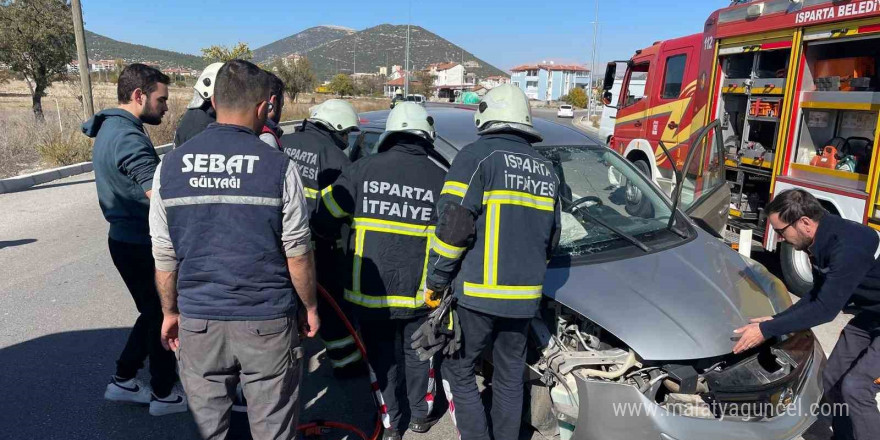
[732,317,771,353]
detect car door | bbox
[675,119,730,236]
[612,61,650,153]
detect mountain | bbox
[256,24,508,81]
[85,31,204,70]
[253,25,355,62]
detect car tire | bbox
[625,159,654,218]
[780,242,813,297]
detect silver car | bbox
[337,106,826,440]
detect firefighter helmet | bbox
[308,99,360,132]
[188,62,224,109]
[374,102,436,152]
[474,83,542,141]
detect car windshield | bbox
[560,105,572,109]
[539,145,682,257]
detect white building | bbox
[427,62,476,101]
[480,75,510,90]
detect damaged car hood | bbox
[543,231,793,361]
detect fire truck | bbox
[603,0,880,296]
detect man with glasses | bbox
[733,188,880,440]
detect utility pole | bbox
[71,0,94,118]
[405,0,412,96]
[587,0,600,119]
[353,35,357,74]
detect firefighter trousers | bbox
[441,305,530,440]
[360,316,434,431]
[315,240,363,371]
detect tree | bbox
[412,70,434,97]
[355,74,384,97]
[328,73,354,97]
[566,87,588,109]
[0,0,76,120]
[268,56,316,102]
[201,42,252,63]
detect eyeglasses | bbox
[773,221,794,236]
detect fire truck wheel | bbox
[780,242,813,298]
[625,159,654,218]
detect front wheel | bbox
[625,159,654,218]
[780,242,813,297]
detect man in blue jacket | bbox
[734,189,880,440]
[82,63,186,416]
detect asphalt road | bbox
[0,109,848,440]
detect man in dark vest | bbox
[150,59,319,439]
[734,189,880,440]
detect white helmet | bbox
[374,102,436,152]
[188,62,224,109]
[308,99,360,132]
[474,83,542,141]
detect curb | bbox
[0,143,173,195]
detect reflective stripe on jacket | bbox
[314,139,446,320]
[426,132,561,318]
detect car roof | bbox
[358,105,599,150]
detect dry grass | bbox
[280,94,390,122]
[0,83,389,179]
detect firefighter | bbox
[425,84,561,440]
[282,99,365,377]
[173,62,223,147]
[314,102,446,440]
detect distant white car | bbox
[557,104,574,118]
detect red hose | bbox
[296,283,382,440]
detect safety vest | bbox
[427,133,560,318]
[160,123,295,320]
[315,140,446,320]
[282,121,351,216]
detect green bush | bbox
[567,88,588,109]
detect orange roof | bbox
[511,63,589,73]
[384,76,422,86]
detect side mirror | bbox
[602,90,614,107]
[602,62,617,91]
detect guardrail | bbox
[0,142,174,195]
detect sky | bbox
[81,0,725,72]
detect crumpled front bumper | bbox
[571,332,827,440]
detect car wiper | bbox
[656,140,689,239]
[569,204,651,252]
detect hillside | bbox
[260,24,508,81]
[253,25,355,62]
[85,31,203,70]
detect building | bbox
[282,54,303,68]
[509,62,590,101]
[426,62,476,101]
[383,74,420,98]
[480,75,511,90]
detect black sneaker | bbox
[408,415,441,433]
[382,428,402,440]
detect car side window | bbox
[348,131,382,161]
[661,54,687,99]
[622,63,649,108]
